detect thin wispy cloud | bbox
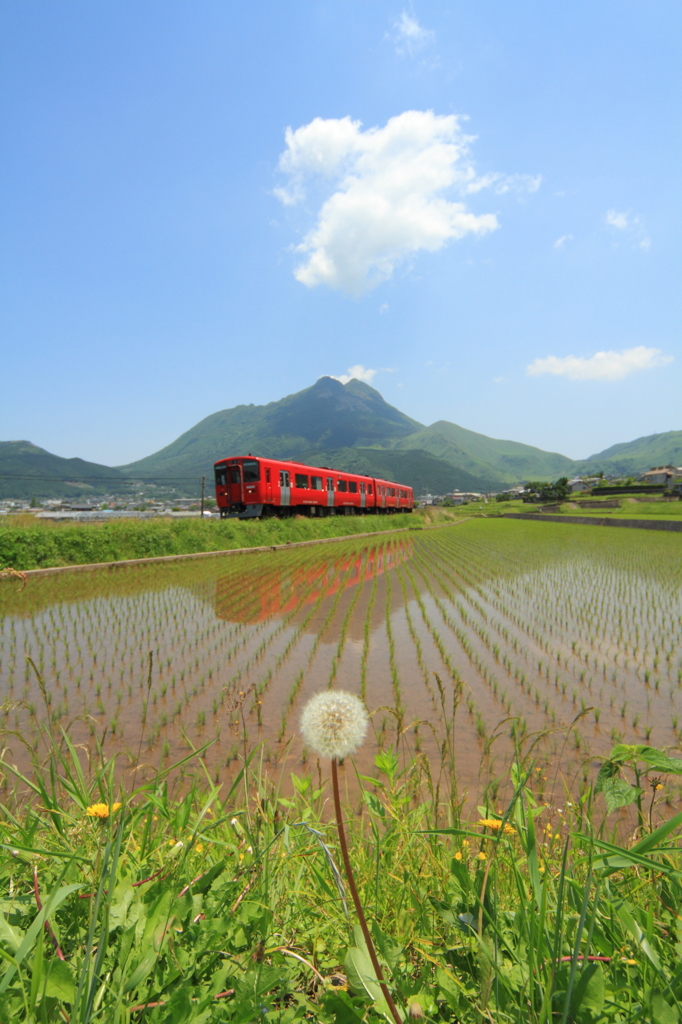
[527,346,673,382]
[605,208,651,250]
[554,234,573,248]
[606,209,629,230]
[391,11,434,56]
[275,110,538,294]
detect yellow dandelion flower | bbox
[655,783,664,792]
[621,958,637,965]
[454,851,463,861]
[477,818,515,835]
[85,802,122,820]
[476,851,487,861]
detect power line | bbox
[0,472,208,483]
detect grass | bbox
[0,512,423,571]
[1,700,682,1023]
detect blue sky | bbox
[1,1,680,465]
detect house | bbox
[639,466,682,486]
[567,477,601,493]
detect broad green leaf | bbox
[322,991,365,1024]
[44,959,75,1004]
[0,914,23,955]
[650,989,679,1024]
[370,922,401,973]
[609,745,682,774]
[344,946,390,1018]
[595,762,640,813]
[109,881,134,932]
[570,962,604,1020]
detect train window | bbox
[360,482,365,494]
[214,465,227,487]
[337,479,347,492]
[390,488,395,497]
[295,474,309,489]
[229,467,241,484]
[327,478,334,491]
[310,476,323,490]
[368,485,372,495]
[348,481,358,493]
[242,459,259,482]
[266,468,271,483]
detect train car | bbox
[214,454,414,519]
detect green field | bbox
[0,512,429,572]
[1,519,682,1021]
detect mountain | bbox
[392,421,574,484]
[576,431,682,477]
[0,441,123,500]
[118,377,569,492]
[6,380,678,500]
[119,377,425,481]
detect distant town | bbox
[1,464,680,519]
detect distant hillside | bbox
[0,441,123,500]
[5,382,678,501]
[117,377,573,493]
[119,377,431,483]
[577,431,682,477]
[393,421,574,484]
[298,447,497,495]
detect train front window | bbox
[214,465,227,487]
[229,467,241,484]
[242,459,259,482]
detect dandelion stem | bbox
[331,758,403,1024]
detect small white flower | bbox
[300,690,369,760]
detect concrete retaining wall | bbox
[504,513,682,532]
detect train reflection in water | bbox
[215,538,414,626]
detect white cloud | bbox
[332,364,378,385]
[392,11,434,55]
[554,233,573,248]
[464,171,541,195]
[379,303,388,314]
[527,346,673,382]
[606,209,629,230]
[275,110,526,294]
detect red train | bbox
[214,454,414,519]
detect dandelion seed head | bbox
[300,690,369,760]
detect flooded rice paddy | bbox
[1,520,681,806]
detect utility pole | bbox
[200,475,205,517]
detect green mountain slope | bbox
[118,377,592,491]
[0,441,123,500]
[394,421,575,483]
[119,377,424,481]
[298,447,496,494]
[576,431,682,477]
